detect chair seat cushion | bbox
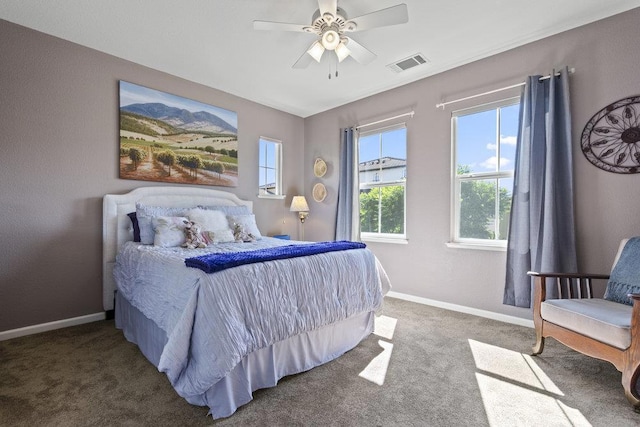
[541,298,632,350]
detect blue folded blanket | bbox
[185,240,366,274]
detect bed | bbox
[103,186,390,418]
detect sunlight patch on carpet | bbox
[359,340,394,386]
[475,373,591,426]
[359,315,397,385]
[469,340,562,394]
[373,315,397,340]
[469,340,591,426]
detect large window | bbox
[359,125,407,241]
[258,137,283,198]
[452,98,519,246]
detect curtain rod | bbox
[435,67,575,110]
[355,110,415,130]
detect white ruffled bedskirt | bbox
[115,292,375,418]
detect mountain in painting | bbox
[121,102,237,134]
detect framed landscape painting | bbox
[119,81,238,187]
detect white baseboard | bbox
[386,291,534,328]
[1,296,531,341]
[0,312,107,341]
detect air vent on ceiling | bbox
[387,53,429,73]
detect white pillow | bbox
[152,216,189,247]
[136,203,191,245]
[187,208,235,243]
[227,214,262,240]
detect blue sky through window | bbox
[259,138,277,187]
[456,103,519,175]
[359,128,407,163]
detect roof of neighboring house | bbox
[359,157,407,172]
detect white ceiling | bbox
[2,1,639,117]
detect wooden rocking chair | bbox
[528,238,640,408]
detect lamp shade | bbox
[307,40,325,62]
[290,196,309,212]
[335,41,351,62]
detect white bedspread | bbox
[113,238,389,401]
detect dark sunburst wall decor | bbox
[581,95,640,173]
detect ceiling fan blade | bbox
[253,20,309,32]
[318,0,338,18]
[292,48,315,69]
[344,4,408,32]
[344,37,376,65]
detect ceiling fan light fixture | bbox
[255,2,409,70]
[321,29,340,50]
[335,42,351,62]
[307,40,325,62]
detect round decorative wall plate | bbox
[313,158,327,177]
[312,183,327,202]
[581,95,640,174]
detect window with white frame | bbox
[452,98,520,246]
[358,124,407,240]
[258,137,283,197]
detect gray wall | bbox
[303,8,640,321]
[0,19,304,331]
[3,8,640,332]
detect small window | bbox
[358,125,407,241]
[452,98,520,246]
[258,137,283,198]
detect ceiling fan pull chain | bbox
[327,45,340,79]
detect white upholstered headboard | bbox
[102,186,253,311]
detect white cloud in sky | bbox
[501,135,517,145]
[486,135,517,150]
[481,156,511,169]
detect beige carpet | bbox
[1,297,639,426]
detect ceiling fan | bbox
[254,0,408,69]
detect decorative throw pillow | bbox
[152,216,189,247]
[187,208,235,243]
[604,237,640,306]
[227,214,262,240]
[136,203,191,245]
[127,212,140,242]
